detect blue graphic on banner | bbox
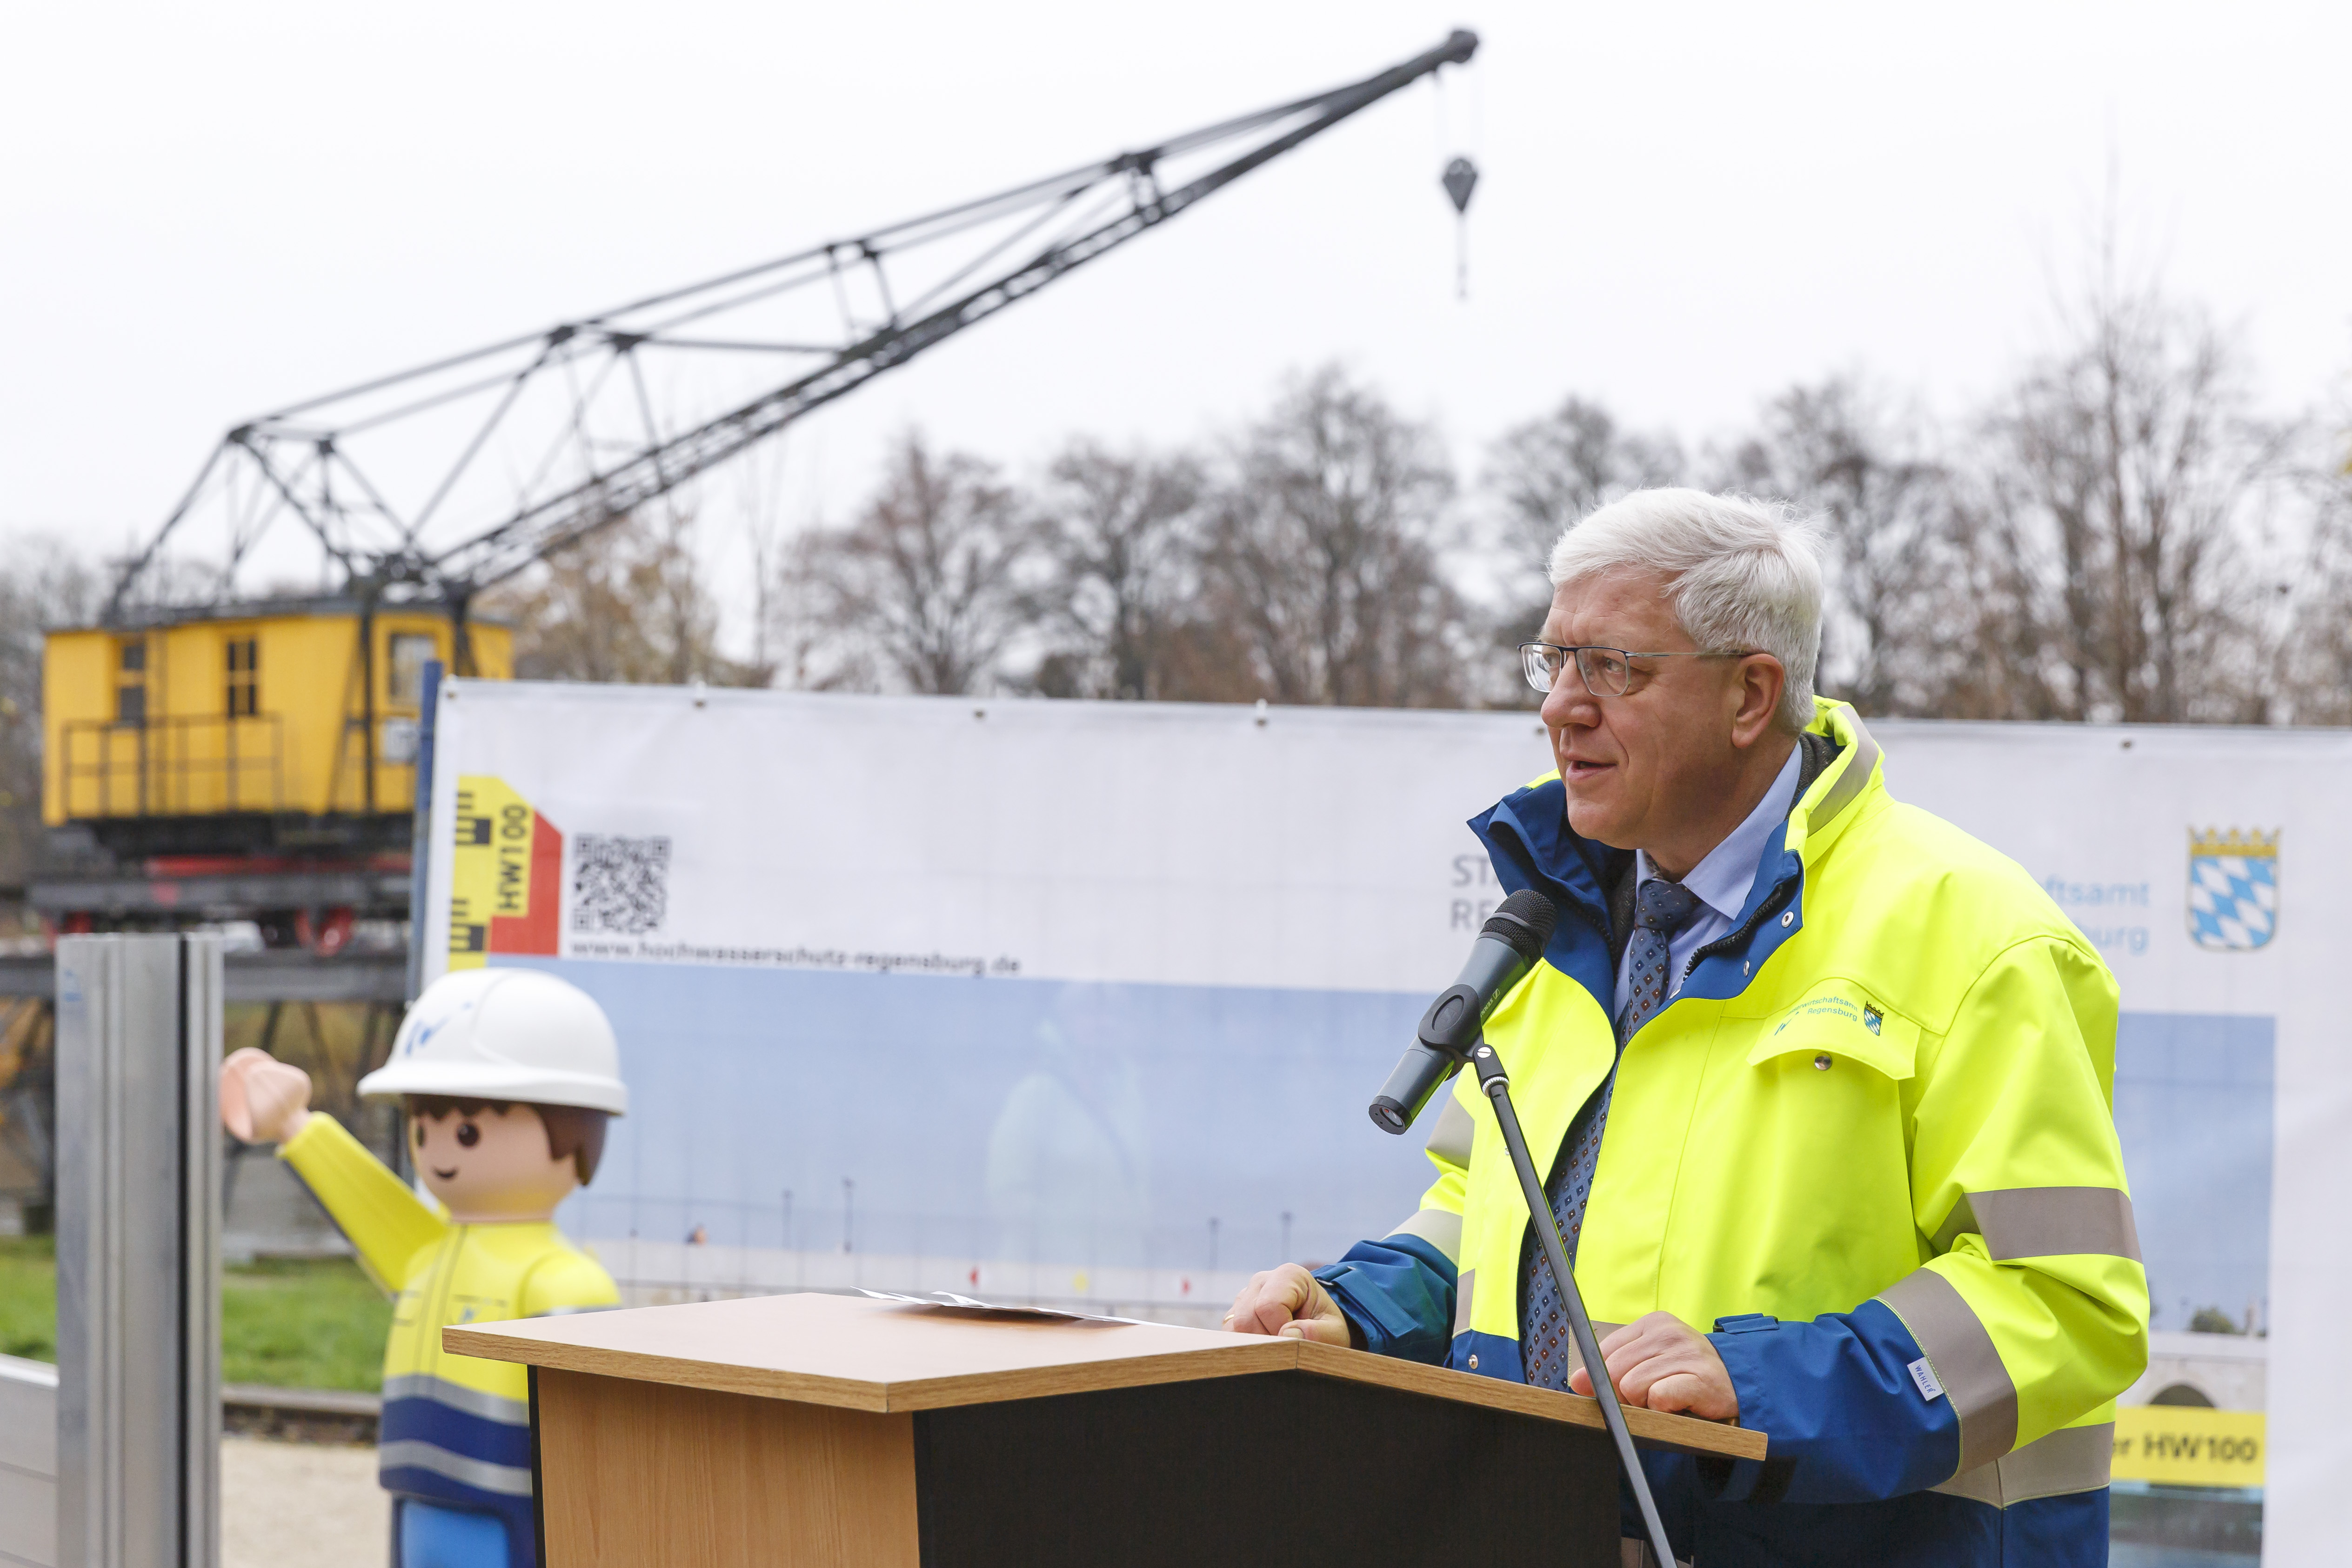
[2112,1012,2273,1331]
[518,958,1432,1272]
[510,951,2274,1331]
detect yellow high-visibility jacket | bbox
[281,1114,616,1566]
[1314,701,2147,1565]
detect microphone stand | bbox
[1464,1033,1679,1568]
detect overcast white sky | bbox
[7,1,2347,649]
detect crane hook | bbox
[1441,156,1479,300]
[1442,156,1479,215]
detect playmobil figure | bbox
[221,967,629,1568]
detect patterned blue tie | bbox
[1520,876,1702,1390]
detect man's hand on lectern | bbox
[1567,1311,1738,1421]
[1222,1264,1361,1347]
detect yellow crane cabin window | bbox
[226,636,260,717]
[115,637,147,725]
[388,633,436,705]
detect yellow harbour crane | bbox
[6,28,1483,1238]
[34,29,1479,951]
[40,601,510,947]
[47,602,510,825]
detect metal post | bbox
[395,658,443,1186]
[403,659,443,1009]
[54,934,223,1568]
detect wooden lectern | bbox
[448,1293,1764,1567]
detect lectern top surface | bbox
[445,1292,1764,1461]
[453,1293,1272,1413]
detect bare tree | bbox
[1029,440,1207,700]
[0,538,103,894]
[487,506,771,687]
[1968,276,2290,723]
[1202,367,1470,707]
[1484,396,1683,625]
[1488,396,1686,567]
[793,431,1035,696]
[1898,485,2074,721]
[763,524,876,693]
[2276,449,2352,724]
[735,436,793,681]
[1716,378,1957,716]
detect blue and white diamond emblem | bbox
[2187,829,2278,952]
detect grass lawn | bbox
[220,1255,391,1391]
[0,1235,54,1361]
[0,1233,390,1391]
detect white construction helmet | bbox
[359,968,628,1115]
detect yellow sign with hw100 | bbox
[2111,1407,2264,1488]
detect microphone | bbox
[1370,889,1558,1134]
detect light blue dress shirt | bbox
[1612,743,1804,1016]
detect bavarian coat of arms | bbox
[2187,828,2279,952]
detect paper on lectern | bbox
[855,1288,1154,1327]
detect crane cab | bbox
[39,599,510,945]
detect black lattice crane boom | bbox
[104,29,1480,626]
[38,29,1478,948]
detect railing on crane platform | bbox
[57,714,286,818]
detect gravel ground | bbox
[222,1435,389,1568]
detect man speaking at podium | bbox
[1227,491,2147,1565]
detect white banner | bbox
[424,683,1560,994]
[423,681,2342,1559]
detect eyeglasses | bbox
[1519,641,1757,698]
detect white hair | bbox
[1547,487,1825,731]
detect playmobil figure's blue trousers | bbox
[396,1500,512,1568]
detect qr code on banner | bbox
[571,834,672,936]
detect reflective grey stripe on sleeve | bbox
[377,1440,535,1497]
[1452,1268,1476,1337]
[1932,1422,2114,1507]
[381,1374,530,1426]
[1934,1188,2141,1262]
[1425,1097,1475,1167]
[1877,1268,2019,1471]
[1387,1207,1463,1266]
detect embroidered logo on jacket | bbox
[1771,994,1864,1035]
